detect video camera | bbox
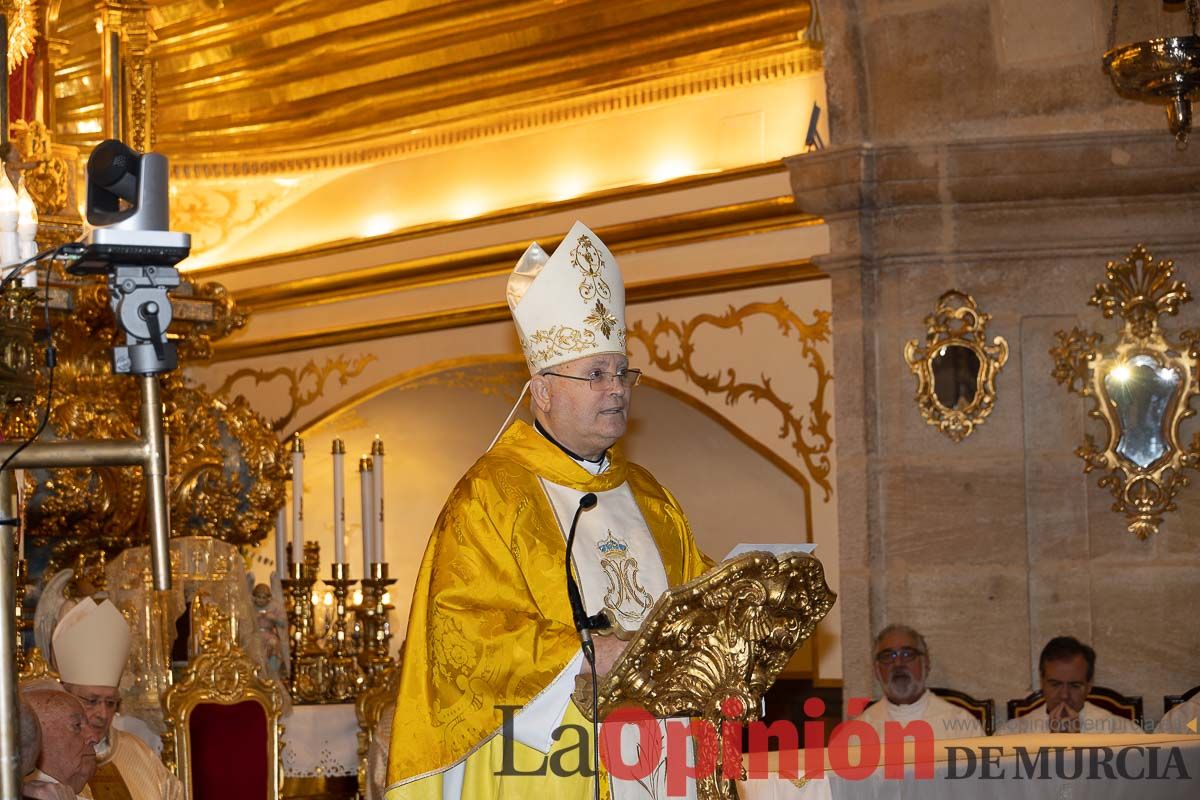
[69,140,192,376]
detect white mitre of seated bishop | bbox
[506,220,627,374]
[52,597,132,688]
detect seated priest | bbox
[997,636,1143,735]
[385,221,713,799]
[22,690,100,800]
[1157,692,1199,735]
[20,696,77,800]
[855,624,984,739]
[53,598,184,800]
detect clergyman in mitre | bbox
[384,221,714,799]
[53,598,183,800]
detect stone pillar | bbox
[791,0,1200,717]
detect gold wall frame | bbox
[904,290,1009,441]
[1050,244,1200,539]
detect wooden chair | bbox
[162,611,286,800]
[931,687,995,736]
[356,662,401,800]
[1007,685,1143,725]
[1163,685,1200,713]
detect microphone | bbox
[565,492,609,665]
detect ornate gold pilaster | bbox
[95,1,154,149]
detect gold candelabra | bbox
[282,543,324,703]
[281,544,395,703]
[356,562,397,687]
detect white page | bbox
[723,542,816,560]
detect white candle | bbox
[372,436,385,564]
[291,434,305,566]
[332,439,346,565]
[359,456,374,574]
[274,505,287,573]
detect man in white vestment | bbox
[997,636,1143,735]
[53,598,183,800]
[1158,693,1199,735]
[855,624,984,739]
[23,690,100,800]
[386,221,712,800]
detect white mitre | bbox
[507,220,627,374]
[52,597,131,688]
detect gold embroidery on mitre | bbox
[597,530,654,624]
[569,235,612,302]
[584,300,620,340]
[524,325,598,364]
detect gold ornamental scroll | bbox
[575,551,835,800]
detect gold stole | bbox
[88,761,135,800]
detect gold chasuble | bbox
[385,420,711,798]
[84,730,182,800]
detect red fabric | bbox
[7,54,37,124]
[189,701,270,800]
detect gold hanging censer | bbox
[1103,0,1200,147]
[1050,245,1200,539]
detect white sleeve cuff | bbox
[509,651,585,753]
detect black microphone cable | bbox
[565,491,606,800]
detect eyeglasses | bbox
[875,647,925,665]
[543,368,643,391]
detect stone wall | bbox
[798,0,1200,722]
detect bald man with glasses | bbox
[855,624,984,739]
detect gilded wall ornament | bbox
[212,353,378,433]
[627,299,834,499]
[904,290,1009,442]
[1050,244,1200,539]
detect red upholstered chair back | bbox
[189,701,270,800]
[161,636,284,800]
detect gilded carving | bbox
[0,271,282,573]
[161,621,285,797]
[1050,245,1200,539]
[575,551,835,800]
[5,0,37,71]
[9,121,71,215]
[211,354,378,433]
[903,290,1009,442]
[627,300,834,500]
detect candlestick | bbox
[291,434,305,565]
[332,439,346,564]
[274,506,287,573]
[359,456,374,575]
[371,436,385,564]
[324,562,363,701]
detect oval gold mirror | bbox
[904,290,1009,441]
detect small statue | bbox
[251,580,289,682]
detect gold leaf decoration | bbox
[627,300,833,500]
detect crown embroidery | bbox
[597,530,627,557]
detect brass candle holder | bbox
[324,562,363,701]
[356,561,396,686]
[282,542,326,703]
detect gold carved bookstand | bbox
[576,551,835,800]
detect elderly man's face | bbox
[533,353,633,460]
[873,630,928,705]
[1041,655,1090,715]
[34,693,99,792]
[63,683,120,742]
